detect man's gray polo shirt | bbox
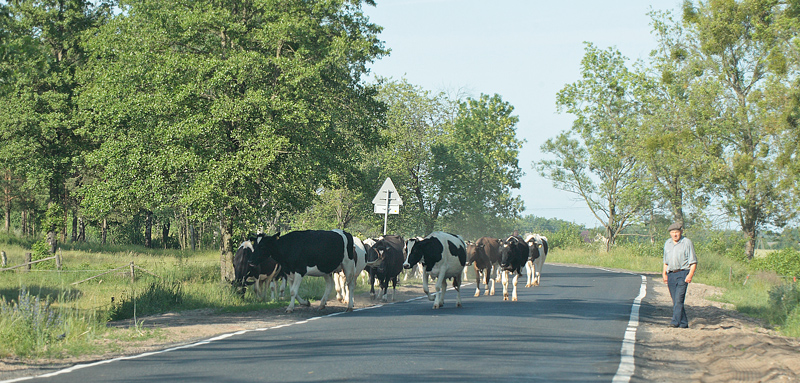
[663,236,697,272]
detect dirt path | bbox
[2,275,799,382]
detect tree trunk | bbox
[101,218,107,245]
[78,216,85,242]
[144,210,153,248]
[4,203,9,233]
[71,212,78,242]
[21,210,26,236]
[47,230,57,254]
[219,217,234,282]
[162,219,170,249]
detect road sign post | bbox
[372,177,402,235]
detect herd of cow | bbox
[232,230,549,312]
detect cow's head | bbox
[403,237,422,269]
[368,238,394,271]
[465,241,484,266]
[232,234,261,293]
[500,235,526,271]
[250,231,280,266]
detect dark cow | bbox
[250,229,358,312]
[465,241,490,297]
[403,231,467,309]
[365,234,405,302]
[481,237,503,295]
[499,235,529,301]
[232,234,283,301]
[525,233,549,287]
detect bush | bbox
[546,222,585,250]
[766,283,800,331]
[752,248,800,278]
[0,289,65,357]
[30,241,56,269]
[108,281,184,321]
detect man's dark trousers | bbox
[667,269,689,327]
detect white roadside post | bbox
[372,177,403,235]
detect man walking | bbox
[662,222,698,328]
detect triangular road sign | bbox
[372,177,403,206]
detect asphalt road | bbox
[16,265,644,383]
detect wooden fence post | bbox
[1,251,6,267]
[130,262,136,283]
[24,252,31,272]
[56,249,63,270]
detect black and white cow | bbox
[403,231,467,309]
[499,235,529,301]
[232,234,283,301]
[525,233,549,287]
[334,236,370,304]
[250,229,358,313]
[365,234,405,302]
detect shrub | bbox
[752,248,800,278]
[30,241,56,269]
[108,281,184,321]
[766,283,800,330]
[0,289,65,357]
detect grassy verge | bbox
[0,243,375,359]
[548,245,800,337]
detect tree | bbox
[0,0,112,245]
[78,0,387,279]
[439,94,525,239]
[683,0,798,259]
[538,43,653,250]
[629,8,729,240]
[374,79,458,235]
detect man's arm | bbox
[662,263,669,284]
[685,263,697,283]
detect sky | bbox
[362,0,684,227]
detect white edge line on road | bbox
[612,274,647,383]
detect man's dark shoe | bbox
[667,324,679,328]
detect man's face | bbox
[670,229,682,242]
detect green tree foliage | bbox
[640,9,716,226]
[682,0,798,259]
[438,94,524,239]
[373,79,458,235]
[76,0,386,279]
[538,43,654,251]
[0,0,113,245]
[373,80,524,238]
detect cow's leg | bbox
[473,265,481,297]
[490,264,499,296]
[422,271,435,301]
[391,276,398,302]
[380,277,389,302]
[535,255,546,286]
[525,260,533,287]
[454,275,462,308]
[369,270,377,299]
[336,272,349,303]
[342,260,357,311]
[512,272,520,301]
[502,270,510,301]
[286,273,305,313]
[317,274,335,310]
[483,267,491,295]
[433,269,448,309]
